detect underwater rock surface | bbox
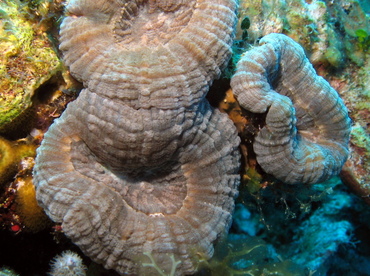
[0,0,61,136]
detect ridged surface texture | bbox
[231,33,351,184]
[33,0,240,275]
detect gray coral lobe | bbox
[34,0,240,275]
[231,33,351,184]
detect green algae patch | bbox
[0,0,61,133]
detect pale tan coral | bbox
[57,0,237,169]
[33,0,240,275]
[231,33,351,184]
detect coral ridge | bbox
[231,33,351,184]
[33,0,240,275]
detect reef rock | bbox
[231,33,351,184]
[0,0,61,136]
[33,0,240,275]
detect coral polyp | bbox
[49,251,86,276]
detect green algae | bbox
[198,235,306,276]
[236,0,370,67]
[355,29,370,52]
[0,0,61,134]
[351,123,370,159]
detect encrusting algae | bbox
[0,0,61,136]
[237,0,370,68]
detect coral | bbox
[0,0,61,137]
[15,175,50,233]
[33,0,240,275]
[0,145,50,234]
[233,0,368,191]
[0,138,17,186]
[0,0,367,275]
[230,33,351,184]
[49,251,86,276]
[232,0,368,191]
[0,137,36,186]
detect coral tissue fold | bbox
[231,33,351,184]
[33,0,240,275]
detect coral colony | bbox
[231,33,351,184]
[0,0,369,275]
[32,0,351,275]
[34,0,240,274]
